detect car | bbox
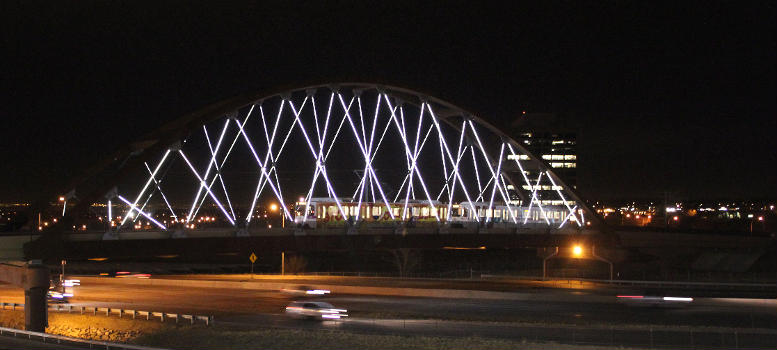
[47,290,69,303]
[280,285,331,296]
[617,294,694,308]
[47,279,78,303]
[98,271,151,278]
[284,301,348,320]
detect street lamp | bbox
[269,203,284,228]
[572,245,583,258]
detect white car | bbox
[617,294,694,308]
[280,285,331,296]
[284,301,348,320]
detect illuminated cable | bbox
[122,149,171,226]
[179,150,235,226]
[117,195,166,230]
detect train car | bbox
[294,198,579,229]
[453,201,576,226]
[294,198,449,228]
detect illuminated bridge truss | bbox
[63,84,596,237]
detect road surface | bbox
[0,277,775,349]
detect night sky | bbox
[3,1,775,203]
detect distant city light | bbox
[758,216,764,221]
[673,216,679,221]
[270,203,278,211]
[58,196,65,202]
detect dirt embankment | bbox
[0,310,172,342]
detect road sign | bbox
[249,253,257,263]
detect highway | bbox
[1,277,775,349]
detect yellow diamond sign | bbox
[249,253,257,263]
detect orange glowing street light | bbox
[269,203,284,228]
[572,245,583,257]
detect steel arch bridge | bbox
[57,83,597,240]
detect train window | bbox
[421,207,429,217]
[392,207,400,216]
[412,207,420,216]
[372,206,381,216]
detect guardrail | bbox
[1,302,213,325]
[229,270,777,285]
[0,302,22,310]
[481,274,777,290]
[0,325,167,350]
[50,304,214,325]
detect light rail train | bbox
[293,197,580,228]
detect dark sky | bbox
[2,1,775,203]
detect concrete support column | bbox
[2,262,50,332]
[542,247,559,280]
[24,286,48,332]
[592,245,614,281]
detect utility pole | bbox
[663,191,669,228]
[281,251,285,276]
[60,260,66,284]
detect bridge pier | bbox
[0,262,50,332]
[542,247,559,280]
[591,245,614,280]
